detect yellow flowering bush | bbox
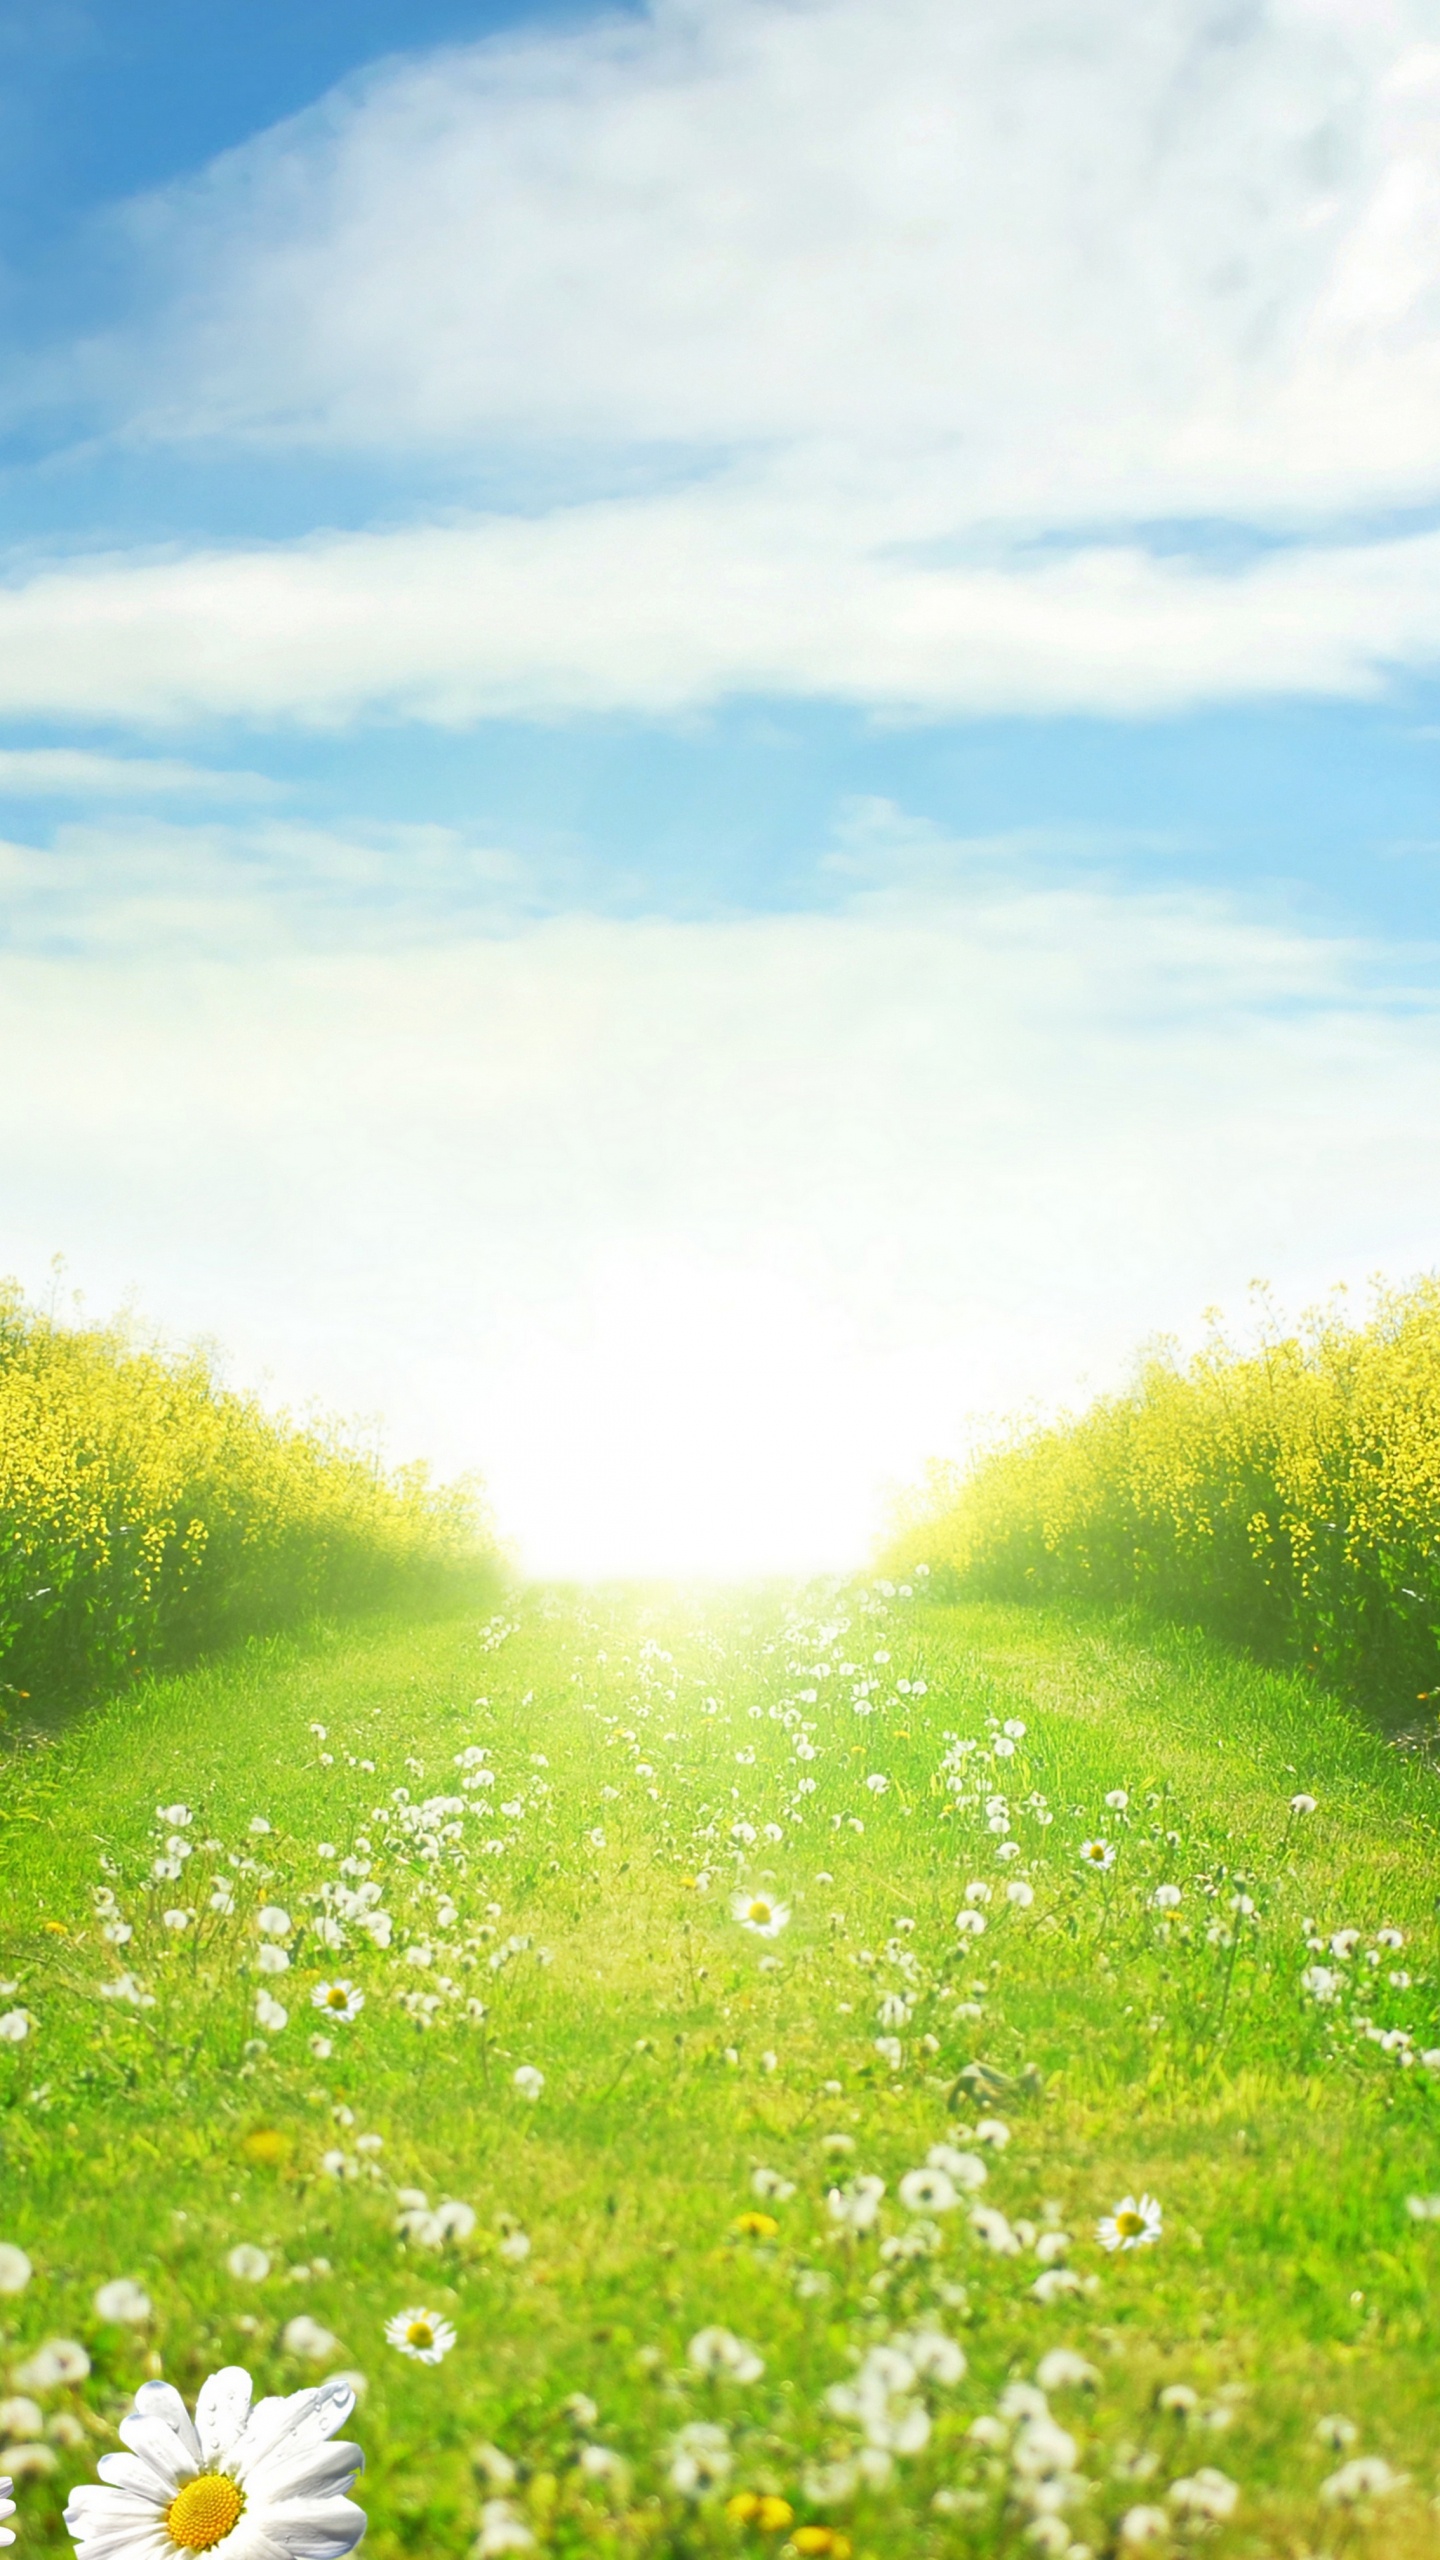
[887,1280,1440,1708]
[0,1283,491,1703]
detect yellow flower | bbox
[241,2128,290,2167]
[731,2212,779,2239]
[790,2533,850,2558]
[729,2495,797,2535]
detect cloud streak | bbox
[1,496,1439,726]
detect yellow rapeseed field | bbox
[0,1282,490,1707]
[887,1278,1440,1713]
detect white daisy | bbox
[731,1891,790,1938]
[311,1983,364,2024]
[1097,2193,1163,2251]
[63,2367,363,2559]
[1079,1840,1115,1871]
[0,2478,13,2549]
[384,2308,456,2365]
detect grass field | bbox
[2,1579,1439,2559]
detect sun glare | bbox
[478,1253,883,1582]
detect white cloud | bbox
[108,0,1440,524]
[9,0,1438,725]
[4,826,1439,1575]
[0,747,275,799]
[0,493,1438,725]
[0,813,529,953]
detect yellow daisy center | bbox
[1115,2209,1145,2239]
[324,1988,349,2009]
[747,1901,771,1923]
[406,2319,435,2349]
[167,2474,244,2552]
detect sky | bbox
[3,0,1440,1577]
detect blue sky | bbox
[3,0,1440,1572]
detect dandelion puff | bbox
[1097,2194,1162,2252]
[512,2066,544,2101]
[669,2421,732,2496]
[226,2245,270,2283]
[476,2498,535,2553]
[898,2167,958,2215]
[1118,2507,1170,2547]
[751,2169,796,2201]
[1031,2267,1084,2303]
[283,2316,338,2362]
[1167,2469,1238,2522]
[687,2327,763,2382]
[14,2340,89,2390]
[93,2280,151,2325]
[1320,2457,1407,2507]
[1036,2350,1098,2392]
[0,2247,31,2296]
[385,2307,455,2365]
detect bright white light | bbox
[477,1250,874,1579]
[5,839,1440,1581]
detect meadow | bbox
[1,1576,1438,2558]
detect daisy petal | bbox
[128,2382,203,2466]
[252,2492,369,2559]
[196,2365,255,2463]
[110,2418,194,2494]
[248,2441,363,2507]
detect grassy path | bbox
[2,1583,1439,2558]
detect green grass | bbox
[2,1580,1439,2559]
